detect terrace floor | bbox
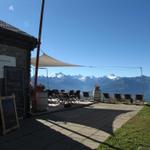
[0,102,143,150]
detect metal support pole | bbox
[140,67,143,76]
[139,66,144,102]
[46,68,50,89]
[33,0,45,112]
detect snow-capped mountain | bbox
[106,74,120,80]
[31,73,150,101]
[48,72,65,78]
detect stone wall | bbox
[0,43,31,117]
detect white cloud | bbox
[8,5,14,12]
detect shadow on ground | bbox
[0,106,131,150]
[42,107,131,135]
[0,118,91,150]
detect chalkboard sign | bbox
[0,95,19,135]
[4,66,25,118]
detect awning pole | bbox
[33,0,45,112]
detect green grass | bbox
[98,106,150,150]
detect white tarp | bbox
[0,55,16,78]
[31,53,81,67]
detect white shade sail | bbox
[31,53,81,67]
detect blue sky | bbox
[0,0,150,77]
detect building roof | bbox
[0,20,37,50]
[0,20,34,39]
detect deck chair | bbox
[68,90,76,103]
[61,90,65,93]
[114,94,122,102]
[60,92,70,104]
[51,89,60,102]
[76,90,81,98]
[46,90,54,104]
[45,90,53,97]
[74,90,81,101]
[135,94,144,105]
[124,94,133,104]
[102,93,110,103]
[82,91,91,101]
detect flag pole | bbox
[33,0,45,112]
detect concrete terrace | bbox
[0,103,143,150]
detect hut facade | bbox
[0,20,37,118]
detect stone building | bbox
[0,20,37,118]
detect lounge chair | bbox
[51,89,60,103]
[68,90,76,103]
[74,90,81,101]
[135,94,144,105]
[61,90,65,93]
[114,93,122,102]
[102,93,110,103]
[82,91,91,101]
[60,92,70,104]
[124,94,133,104]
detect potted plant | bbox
[36,84,45,92]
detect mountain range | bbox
[32,73,150,101]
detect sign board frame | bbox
[0,95,19,135]
[4,66,25,119]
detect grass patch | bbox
[98,106,150,150]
